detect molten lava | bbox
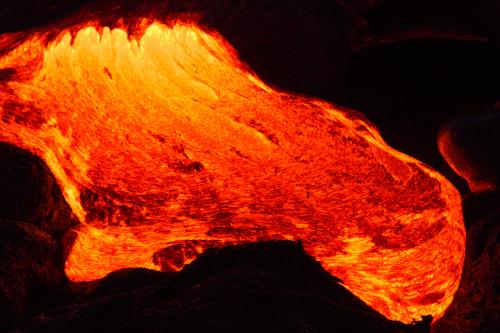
[0,22,465,323]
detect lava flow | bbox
[0,21,465,323]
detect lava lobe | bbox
[0,22,465,323]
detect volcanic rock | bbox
[438,113,500,193]
[0,143,75,330]
[0,142,75,240]
[16,241,431,333]
[0,220,67,332]
[433,192,500,333]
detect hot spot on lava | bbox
[0,21,465,323]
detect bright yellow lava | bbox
[0,22,465,323]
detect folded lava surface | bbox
[0,20,465,323]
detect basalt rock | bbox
[438,113,500,193]
[433,192,500,333]
[0,220,67,332]
[0,142,75,241]
[16,241,430,333]
[0,143,75,330]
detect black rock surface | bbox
[0,142,75,241]
[13,241,430,333]
[433,192,500,333]
[0,220,67,332]
[438,113,500,193]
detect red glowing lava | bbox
[0,21,465,323]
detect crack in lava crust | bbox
[0,22,465,323]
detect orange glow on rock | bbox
[0,22,465,323]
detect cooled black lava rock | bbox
[0,142,75,240]
[438,113,500,193]
[0,220,67,332]
[15,241,430,333]
[433,192,500,333]
[0,143,75,331]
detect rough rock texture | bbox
[433,108,500,333]
[15,241,430,333]
[0,142,75,240]
[433,192,500,333]
[438,113,500,193]
[0,143,74,331]
[435,111,500,333]
[0,220,67,332]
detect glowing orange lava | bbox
[0,22,465,323]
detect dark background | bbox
[0,1,498,332]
